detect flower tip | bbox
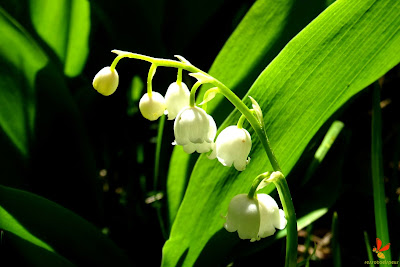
[165,81,190,120]
[139,92,166,121]
[224,193,285,241]
[213,126,252,171]
[92,66,119,96]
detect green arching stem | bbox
[189,81,202,107]
[110,50,295,266]
[147,64,157,97]
[266,172,298,267]
[247,172,270,199]
[110,50,281,171]
[237,110,256,129]
[177,68,183,86]
[237,114,247,129]
[110,55,123,71]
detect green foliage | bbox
[0,7,44,158]
[0,0,399,266]
[164,0,400,265]
[29,0,90,77]
[167,0,329,228]
[0,185,130,266]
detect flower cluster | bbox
[93,64,253,171]
[93,52,290,245]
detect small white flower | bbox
[92,66,119,96]
[165,82,190,120]
[139,92,166,121]
[209,125,251,171]
[173,106,216,154]
[224,193,287,242]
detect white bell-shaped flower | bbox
[224,193,287,242]
[165,82,190,120]
[173,106,216,154]
[139,92,166,121]
[92,66,119,96]
[209,125,251,171]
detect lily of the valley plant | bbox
[92,50,298,267]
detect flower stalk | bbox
[267,172,297,267]
[237,113,247,129]
[147,64,157,96]
[177,68,183,86]
[248,172,271,199]
[189,81,202,107]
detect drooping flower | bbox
[209,125,251,171]
[92,66,119,96]
[139,92,166,121]
[224,193,287,242]
[173,106,216,154]
[164,82,190,120]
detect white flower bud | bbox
[224,193,287,242]
[173,106,216,154]
[92,67,119,96]
[165,82,190,120]
[209,125,251,171]
[139,92,166,121]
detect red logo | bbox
[372,238,391,259]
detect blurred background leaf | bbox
[0,7,43,159]
[29,0,91,77]
[0,5,102,219]
[0,185,131,266]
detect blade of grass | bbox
[154,114,166,190]
[297,242,317,267]
[302,121,344,185]
[364,231,375,267]
[304,224,314,259]
[154,114,168,239]
[331,212,341,267]
[297,224,314,267]
[305,243,317,267]
[371,82,392,265]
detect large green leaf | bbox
[163,0,400,266]
[29,0,90,77]
[0,185,130,266]
[167,0,329,227]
